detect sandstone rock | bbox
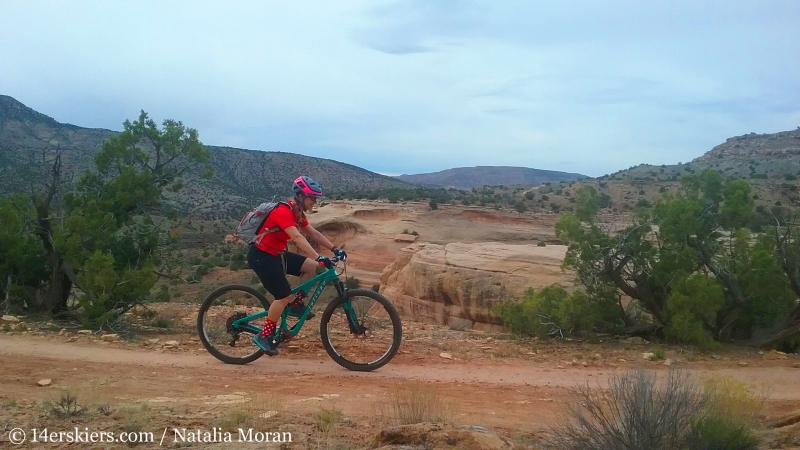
[37,379,52,387]
[14,322,27,331]
[101,334,119,341]
[147,338,160,344]
[793,363,800,369]
[58,328,66,336]
[766,350,789,360]
[1,315,19,324]
[394,234,418,243]
[739,361,749,367]
[663,359,673,367]
[374,423,512,450]
[379,242,571,331]
[439,352,453,359]
[711,354,722,360]
[622,337,648,345]
[642,353,655,360]
[77,330,92,335]
[164,340,179,347]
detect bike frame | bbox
[230,264,350,338]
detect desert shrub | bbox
[429,199,438,210]
[371,284,380,292]
[549,369,704,450]
[550,370,762,450]
[150,314,174,329]
[229,259,245,271]
[48,391,88,419]
[493,286,612,339]
[686,376,761,450]
[537,241,547,247]
[153,285,170,303]
[345,277,360,289]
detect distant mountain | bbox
[395,166,589,189]
[0,95,414,217]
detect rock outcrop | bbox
[379,242,573,331]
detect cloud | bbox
[1,1,799,179]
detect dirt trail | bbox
[2,337,799,399]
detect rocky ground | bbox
[2,310,800,449]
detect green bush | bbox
[229,260,246,271]
[493,286,605,339]
[371,284,380,292]
[537,241,547,247]
[345,277,360,289]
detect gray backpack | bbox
[237,201,290,245]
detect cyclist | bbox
[248,175,346,356]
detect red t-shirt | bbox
[253,201,309,255]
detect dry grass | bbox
[214,394,287,430]
[388,381,450,425]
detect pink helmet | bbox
[292,175,325,199]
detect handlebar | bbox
[317,255,343,269]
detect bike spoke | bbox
[324,295,397,366]
[199,287,266,361]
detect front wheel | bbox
[320,288,402,372]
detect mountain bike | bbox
[196,255,402,372]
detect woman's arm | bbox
[284,226,321,259]
[302,224,336,252]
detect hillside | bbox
[605,128,800,183]
[0,95,414,217]
[395,166,588,189]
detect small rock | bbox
[14,322,27,331]
[37,379,52,387]
[767,350,789,360]
[663,359,673,367]
[147,338,160,344]
[58,328,66,336]
[259,410,278,419]
[1,315,20,324]
[439,352,452,359]
[642,352,655,360]
[67,337,77,342]
[623,337,647,345]
[792,363,800,369]
[164,340,179,347]
[556,365,564,369]
[619,358,627,363]
[738,361,749,367]
[101,334,119,341]
[711,354,722,360]
[77,330,92,335]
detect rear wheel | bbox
[320,288,402,372]
[197,285,270,365]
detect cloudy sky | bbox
[2,1,799,177]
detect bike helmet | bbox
[292,175,325,199]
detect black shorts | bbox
[247,246,308,300]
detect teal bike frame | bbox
[229,263,356,338]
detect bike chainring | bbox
[279,329,293,343]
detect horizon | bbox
[2,1,799,178]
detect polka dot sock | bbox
[260,318,276,338]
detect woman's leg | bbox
[247,247,294,355]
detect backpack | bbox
[237,201,291,245]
